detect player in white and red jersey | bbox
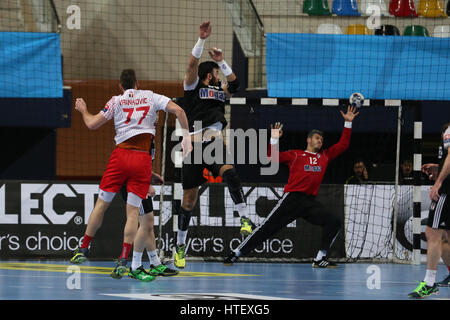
[224,105,359,268]
[70,69,192,281]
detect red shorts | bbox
[99,147,151,200]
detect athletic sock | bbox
[119,242,132,260]
[148,250,161,267]
[236,203,250,218]
[424,269,437,286]
[177,230,188,246]
[131,251,143,270]
[315,250,327,261]
[81,234,93,249]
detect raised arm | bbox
[75,98,109,130]
[208,47,239,98]
[268,122,294,163]
[326,105,359,160]
[185,21,211,88]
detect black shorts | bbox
[182,138,231,190]
[119,185,153,215]
[427,193,450,230]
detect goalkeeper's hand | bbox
[270,122,283,139]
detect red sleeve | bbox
[325,126,351,161]
[268,143,295,163]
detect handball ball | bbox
[349,92,364,109]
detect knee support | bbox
[178,207,193,231]
[222,168,245,205]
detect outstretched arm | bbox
[327,106,359,160]
[185,21,211,88]
[75,98,109,130]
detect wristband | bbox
[217,59,233,77]
[270,138,279,145]
[344,121,352,128]
[192,38,205,59]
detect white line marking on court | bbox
[101,292,297,300]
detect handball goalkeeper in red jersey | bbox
[224,105,359,268]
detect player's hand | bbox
[199,21,211,39]
[340,105,359,122]
[181,135,193,158]
[208,47,223,62]
[270,122,283,139]
[430,180,442,201]
[422,163,439,181]
[148,185,156,197]
[75,98,87,113]
[151,172,164,185]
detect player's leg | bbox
[130,197,179,277]
[125,198,156,282]
[409,194,448,298]
[70,193,113,264]
[224,192,298,265]
[437,232,450,287]
[174,157,204,269]
[301,200,341,268]
[217,164,255,235]
[174,187,199,268]
[71,149,124,264]
[112,151,152,279]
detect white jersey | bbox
[101,89,170,145]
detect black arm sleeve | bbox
[227,78,240,94]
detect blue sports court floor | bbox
[0,259,448,301]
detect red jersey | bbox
[269,126,351,196]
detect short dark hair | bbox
[307,129,324,139]
[120,69,137,90]
[198,61,219,81]
[353,157,366,165]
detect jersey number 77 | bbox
[123,106,150,125]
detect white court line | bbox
[101,292,297,300]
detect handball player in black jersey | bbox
[173,21,254,268]
[409,122,450,298]
[224,106,359,268]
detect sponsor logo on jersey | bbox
[199,88,226,102]
[444,134,450,148]
[304,165,322,172]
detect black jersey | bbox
[182,81,228,133]
[438,130,450,194]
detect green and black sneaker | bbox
[240,216,255,236]
[174,244,186,269]
[110,258,128,279]
[149,264,179,277]
[128,266,156,282]
[408,281,439,299]
[436,274,450,287]
[70,247,88,264]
